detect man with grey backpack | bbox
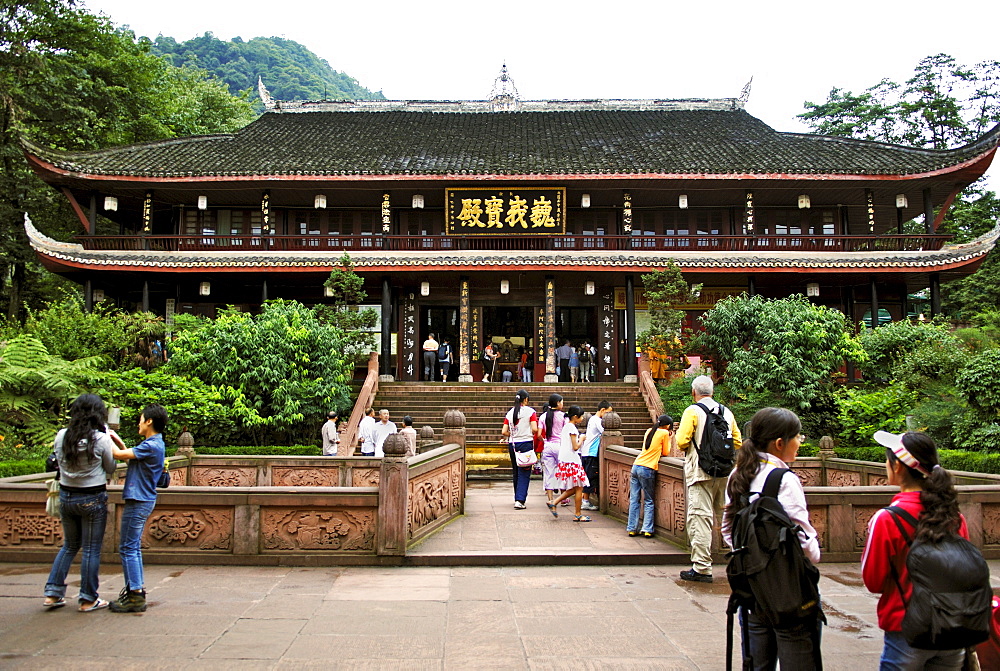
[676,375,741,582]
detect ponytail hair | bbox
[725,407,801,520]
[642,414,673,452]
[887,432,960,543]
[63,394,108,468]
[511,389,530,425]
[566,405,584,421]
[544,393,563,440]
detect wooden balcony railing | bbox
[72,234,954,253]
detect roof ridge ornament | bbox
[738,77,753,108]
[489,63,520,112]
[258,76,275,111]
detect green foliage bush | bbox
[93,367,250,446]
[835,385,917,448]
[165,299,367,445]
[857,319,957,382]
[195,445,321,456]
[956,349,1000,413]
[699,294,863,410]
[0,459,48,479]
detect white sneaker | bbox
[581,502,599,511]
[514,501,526,510]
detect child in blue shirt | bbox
[109,404,167,613]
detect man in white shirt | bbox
[372,409,397,458]
[321,410,340,456]
[581,401,612,511]
[422,333,439,381]
[358,407,377,456]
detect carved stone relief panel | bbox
[0,506,63,546]
[867,474,889,487]
[827,470,862,488]
[351,468,380,487]
[793,467,822,487]
[165,469,186,486]
[191,466,255,487]
[854,506,883,549]
[808,506,828,549]
[655,478,672,531]
[261,508,375,551]
[272,467,339,487]
[607,466,621,509]
[144,507,233,551]
[409,462,462,534]
[983,504,1000,545]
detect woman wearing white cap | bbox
[862,431,968,670]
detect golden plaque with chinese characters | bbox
[446,188,566,234]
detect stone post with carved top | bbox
[598,411,623,514]
[442,409,466,451]
[377,433,409,555]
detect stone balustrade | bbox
[0,413,466,566]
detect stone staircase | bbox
[370,382,653,449]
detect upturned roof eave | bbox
[25,215,999,276]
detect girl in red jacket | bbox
[862,431,968,670]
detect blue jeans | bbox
[741,607,824,670]
[119,499,156,591]
[627,465,656,533]
[45,490,108,604]
[879,631,963,670]
[509,442,533,503]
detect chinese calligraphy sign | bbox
[446,188,565,234]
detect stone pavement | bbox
[2,481,998,669]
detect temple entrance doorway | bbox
[421,307,459,381]
[483,306,535,382]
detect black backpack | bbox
[726,468,822,670]
[578,348,590,363]
[437,344,450,360]
[693,402,735,477]
[885,506,991,650]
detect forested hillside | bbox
[151,33,385,102]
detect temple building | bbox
[22,67,1000,382]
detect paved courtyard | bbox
[1,481,994,669]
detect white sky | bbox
[84,0,999,188]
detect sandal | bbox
[78,599,108,612]
[546,502,558,518]
[42,597,66,609]
[574,515,592,522]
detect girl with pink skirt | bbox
[537,393,566,507]
[546,406,591,521]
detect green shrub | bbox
[835,385,917,448]
[0,459,48,478]
[195,445,321,456]
[858,319,957,382]
[833,445,886,462]
[658,374,695,419]
[957,349,1000,413]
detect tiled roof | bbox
[23,100,1000,179]
[25,216,1000,273]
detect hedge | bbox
[192,445,321,456]
[835,445,1000,476]
[0,459,48,479]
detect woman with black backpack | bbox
[722,407,822,670]
[862,431,983,670]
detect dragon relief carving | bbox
[826,470,862,487]
[192,467,255,487]
[262,508,374,551]
[351,468,380,487]
[409,469,452,532]
[0,506,63,546]
[145,508,232,550]
[272,467,338,487]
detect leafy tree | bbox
[697,294,863,410]
[800,54,1000,149]
[1,2,255,318]
[800,54,1000,321]
[320,253,379,337]
[164,299,368,444]
[638,263,701,365]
